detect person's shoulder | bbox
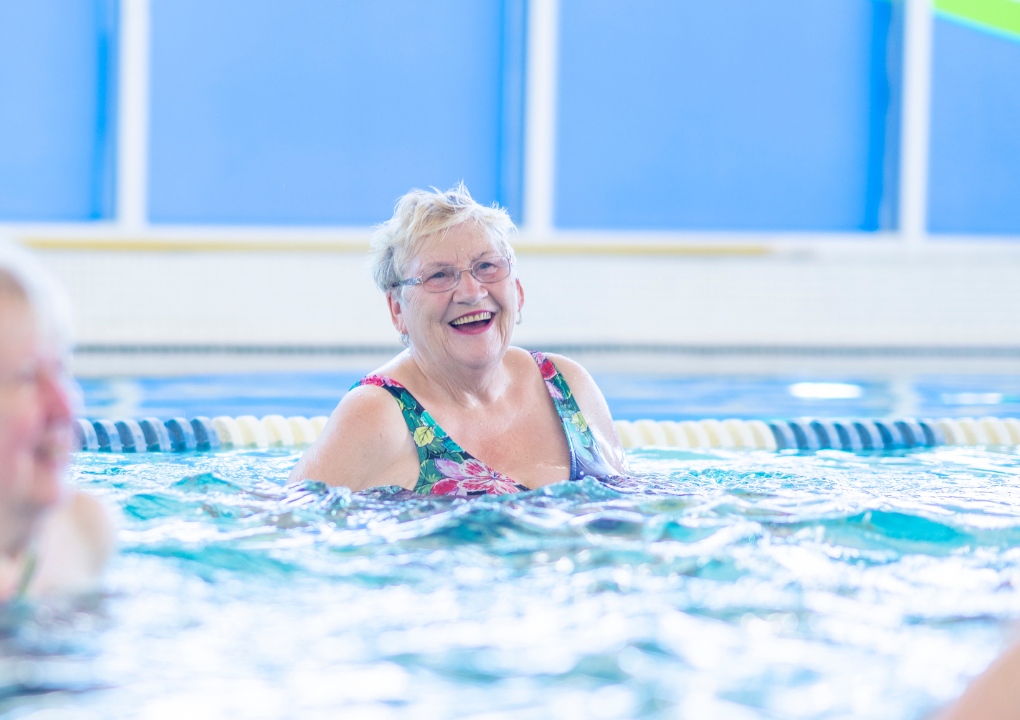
[288,373,417,490]
[61,492,114,568]
[506,347,587,376]
[67,491,114,543]
[33,491,114,595]
[539,351,596,389]
[337,378,407,426]
[314,380,411,457]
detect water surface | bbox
[5,446,1020,719]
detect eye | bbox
[426,270,449,281]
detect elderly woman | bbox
[0,244,112,601]
[290,184,626,495]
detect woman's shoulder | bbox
[31,491,114,596]
[527,350,628,474]
[333,379,412,438]
[287,370,419,491]
[325,351,421,453]
[528,350,595,389]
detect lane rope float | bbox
[69,415,1020,453]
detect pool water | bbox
[76,370,1020,422]
[4,443,1020,719]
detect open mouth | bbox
[34,440,63,466]
[449,311,494,333]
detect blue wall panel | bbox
[0,0,116,221]
[928,19,1020,235]
[555,0,899,232]
[149,0,523,225]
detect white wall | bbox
[27,238,1020,351]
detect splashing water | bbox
[4,446,1020,719]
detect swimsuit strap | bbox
[529,351,618,480]
[352,375,525,495]
[13,546,38,600]
[351,353,616,494]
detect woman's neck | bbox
[407,347,512,408]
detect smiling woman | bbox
[288,184,626,495]
[0,243,113,602]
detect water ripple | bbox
[4,447,1020,718]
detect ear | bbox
[386,290,407,335]
[515,277,525,313]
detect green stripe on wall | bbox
[936,0,1020,40]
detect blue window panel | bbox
[149,0,525,226]
[555,0,900,232]
[928,20,1020,235]
[0,0,116,221]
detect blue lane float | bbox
[829,420,863,452]
[115,419,147,453]
[810,419,839,450]
[853,420,883,450]
[69,415,1020,453]
[767,421,798,451]
[138,417,172,453]
[787,420,820,451]
[189,417,221,452]
[91,419,122,453]
[164,418,197,453]
[73,419,99,452]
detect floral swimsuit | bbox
[355,351,617,496]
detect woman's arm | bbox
[288,385,419,491]
[544,353,628,474]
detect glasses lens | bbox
[417,257,511,292]
[421,267,459,292]
[472,257,510,283]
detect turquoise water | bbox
[77,371,1020,421]
[5,444,1020,718]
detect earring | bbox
[400,333,409,347]
[516,311,523,325]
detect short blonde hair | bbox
[370,182,518,293]
[0,240,73,352]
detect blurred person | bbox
[0,243,112,602]
[290,184,626,495]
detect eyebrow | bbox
[420,251,500,268]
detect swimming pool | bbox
[4,370,1020,719]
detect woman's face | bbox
[389,223,524,371]
[0,296,72,528]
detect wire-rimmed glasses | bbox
[392,255,513,293]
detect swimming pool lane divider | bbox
[71,415,1020,454]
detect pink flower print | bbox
[361,374,405,390]
[432,458,523,495]
[430,479,461,496]
[533,353,563,399]
[535,353,557,381]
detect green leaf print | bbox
[413,425,436,447]
[420,462,444,491]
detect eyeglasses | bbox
[392,256,513,293]
[0,357,70,394]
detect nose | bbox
[37,363,73,426]
[453,268,487,301]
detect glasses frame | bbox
[391,255,514,294]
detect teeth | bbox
[451,311,493,326]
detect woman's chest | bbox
[428,397,573,489]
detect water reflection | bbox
[3,446,1020,718]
